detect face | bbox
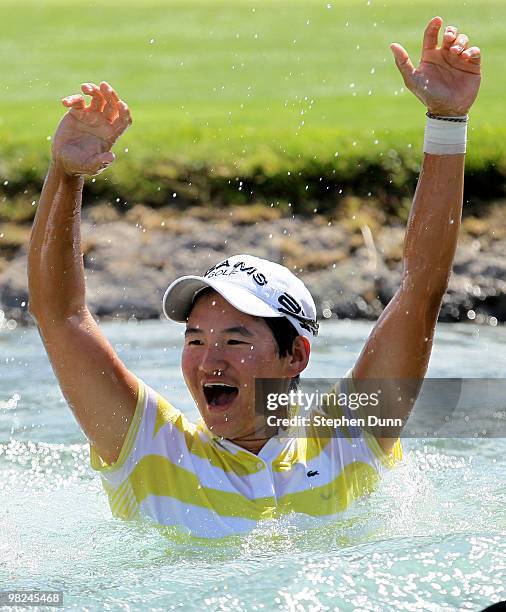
[182,290,308,444]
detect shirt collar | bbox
[196,418,293,461]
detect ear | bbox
[301,337,311,358]
[286,336,310,376]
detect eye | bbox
[227,339,247,345]
[187,339,203,346]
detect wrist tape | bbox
[423,114,468,155]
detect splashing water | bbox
[1,320,505,609]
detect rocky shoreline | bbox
[1,203,505,328]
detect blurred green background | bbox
[0,0,504,214]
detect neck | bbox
[229,433,276,454]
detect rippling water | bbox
[1,320,505,610]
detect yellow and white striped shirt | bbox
[90,377,402,538]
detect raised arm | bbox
[28,82,137,464]
[352,18,482,452]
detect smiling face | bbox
[181,290,308,449]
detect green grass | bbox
[0,0,505,212]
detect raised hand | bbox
[390,16,481,116]
[52,82,132,176]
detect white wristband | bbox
[423,116,468,155]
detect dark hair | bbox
[262,316,301,390]
[261,317,299,358]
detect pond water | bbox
[1,319,505,611]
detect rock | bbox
[0,256,31,324]
[1,212,506,326]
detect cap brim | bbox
[162,275,283,322]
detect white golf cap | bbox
[162,254,319,343]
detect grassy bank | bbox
[0,0,505,219]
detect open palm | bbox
[391,17,481,116]
[52,82,132,176]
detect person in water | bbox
[28,17,481,538]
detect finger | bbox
[442,26,458,50]
[62,94,86,109]
[109,87,120,104]
[112,101,133,136]
[81,82,106,112]
[101,80,120,104]
[81,82,98,98]
[100,82,118,122]
[462,45,481,63]
[390,43,415,87]
[451,33,469,54]
[422,16,443,51]
[88,151,116,175]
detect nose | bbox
[198,343,228,376]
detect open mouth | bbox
[203,383,239,409]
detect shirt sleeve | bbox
[89,377,189,482]
[318,369,403,469]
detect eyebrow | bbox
[184,326,253,337]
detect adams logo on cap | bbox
[204,259,268,286]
